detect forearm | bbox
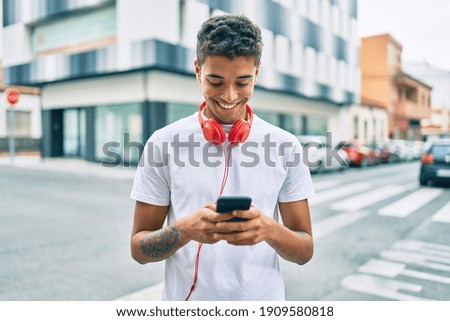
[131,224,188,264]
[266,222,313,265]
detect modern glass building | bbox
[2,0,359,164]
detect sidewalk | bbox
[0,155,136,180]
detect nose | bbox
[220,84,239,103]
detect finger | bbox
[232,208,258,220]
[210,212,234,222]
[227,240,255,246]
[213,229,251,240]
[216,220,251,232]
[204,202,217,211]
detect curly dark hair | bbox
[196,14,263,66]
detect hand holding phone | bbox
[216,196,252,222]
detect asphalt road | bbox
[1,161,449,301]
[0,165,164,300]
[283,161,450,301]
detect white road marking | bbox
[331,184,411,212]
[378,188,443,217]
[341,274,427,301]
[313,211,370,239]
[380,250,450,272]
[392,240,450,258]
[359,259,450,285]
[309,182,372,206]
[115,282,164,301]
[432,201,450,223]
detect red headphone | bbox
[197,101,253,144]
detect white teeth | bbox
[217,101,238,109]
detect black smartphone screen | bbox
[216,196,252,222]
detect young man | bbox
[130,14,314,300]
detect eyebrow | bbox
[206,74,254,80]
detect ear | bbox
[194,58,201,82]
[254,64,261,83]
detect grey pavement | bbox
[0,156,165,301]
[2,157,450,301]
[0,155,136,180]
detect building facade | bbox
[404,62,450,140]
[348,100,389,145]
[2,0,360,163]
[0,84,41,155]
[0,3,41,155]
[360,33,432,141]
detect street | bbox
[283,162,450,301]
[1,161,449,301]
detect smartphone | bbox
[216,196,252,222]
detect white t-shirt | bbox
[130,112,315,300]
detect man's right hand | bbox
[175,203,234,244]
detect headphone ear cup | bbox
[202,118,226,144]
[228,119,251,143]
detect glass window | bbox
[350,0,357,18]
[354,115,358,139]
[167,103,197,124]
[307,114,327,135]
[3,0,19,26]
[95,103,142,164]
[63,108,86,157]
[334,36,347,62]
[304,19,322,51]
[256,111,280,126]
[431,145,450,160]
[32,5,116,56]
[281,114,303,136]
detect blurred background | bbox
[0,0,449,301]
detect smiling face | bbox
[195,55,259,124]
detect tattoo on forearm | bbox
[140,225,181,258]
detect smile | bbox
[215,100,241,110]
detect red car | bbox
[341,143,379,167]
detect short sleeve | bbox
[130,132,170,206]
[278,138,315,202]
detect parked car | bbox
[408,140,426,160]
[419,139,450,186]
[388,139,420,162]
[372,142,396,163]
[387,140,408,162]
[341,142,378,167]
[297,135,349,173]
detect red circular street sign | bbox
[5,87,20,106]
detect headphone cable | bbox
[185,143,233,300]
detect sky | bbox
[358,0,450,71]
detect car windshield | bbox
[431,145,450,159]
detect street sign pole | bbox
[9,107,15,164]
[5,87,21,165]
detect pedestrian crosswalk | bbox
[432,201,450,223]
[330,184,411,212]
[342,240,450,300]
[313,211,370,240]
[311,178,450,240]
[309,182,372,206]
[378,188,443,217]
